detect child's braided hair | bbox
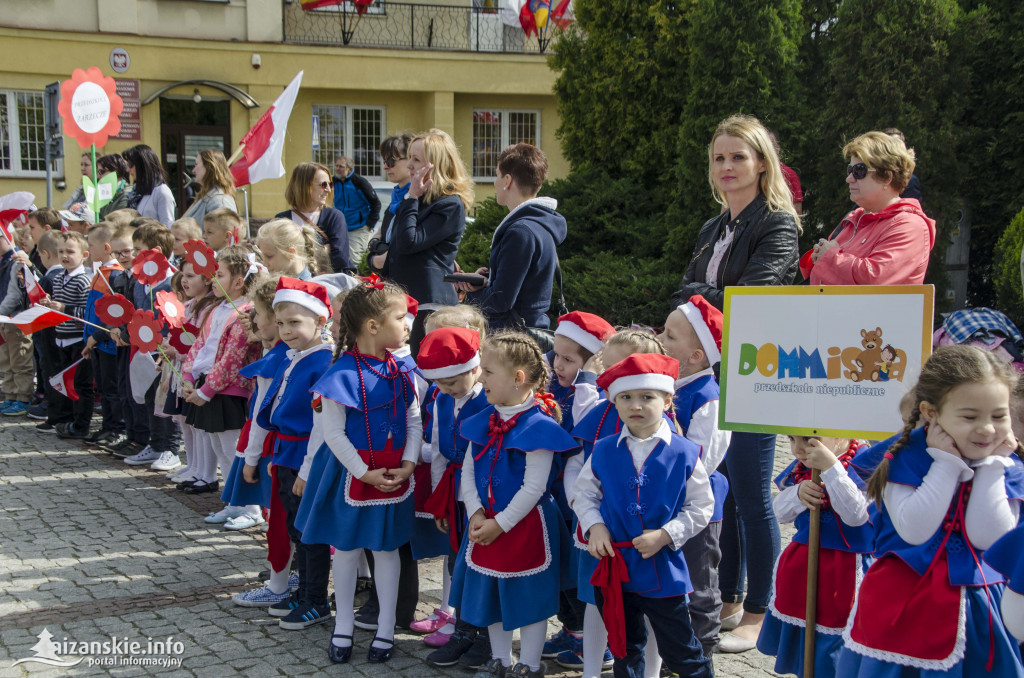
[866,345,1024,504]
[483,331,561,423]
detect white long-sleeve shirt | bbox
[883,448,1019,547]
[429,384,484,490]
[573,419,713,550]
[318,395,422,480]
[459,398,554,534]
[675,369,731,474]
[772,458,870,527]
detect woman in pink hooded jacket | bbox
[800,131,935,285]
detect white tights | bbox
[267,545,294,595]
[582,603,662,678]
[192,430,218,483]
[209,429,240,479]
[332,548,400,650]
[488,620,548,671]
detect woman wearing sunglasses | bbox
[800,131,934,285]
[671,113,801,655]
[367,132,416,276]
[275,161,353,274]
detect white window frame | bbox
[471,108,541,181]
[312,103,386,180]
[0,89,54,179]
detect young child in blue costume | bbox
[249,277,335,632]
[573,353,714,678]
[985,524,1024,644]
[450,331,580,678]
[758,435,874,678]
[564,329,668,678]
[837,345,1024,678]
[295,279,421,665]
[544,311,615,659]
[227,274,295,607]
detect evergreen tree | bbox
[812,0,966,288]
[953,0,1024,306]
[671,0,803,263]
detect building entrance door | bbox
[159,98,230,217]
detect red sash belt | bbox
[590,541,635,659]
[263,430,310,458]
[424,462,463,552]
[267,465,291,572]
[236,419,252,454]
[348,438,409,501]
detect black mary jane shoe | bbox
[183,480,219,495]
[328,634,353,664]
[367,637,394,663]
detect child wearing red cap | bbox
[244,277,335,632]
[573,353,714,678]
[415,326,493,664]
[545,310,616,657]
[660,295,732,657]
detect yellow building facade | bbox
[0,0,565,218]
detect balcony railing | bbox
[283,0,556,54]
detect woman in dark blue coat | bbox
[462,143,565,331]
[390,129,474,352]
[276,162,352,274]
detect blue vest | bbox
[548,369,599,433]
[571,400,622,462]
[774,448,875,553]
[459,404,579,513]
[422,383,439,443]
[312,350,417,450]
[673,376,728,522]
[591,433,700,597]
[436,389,490,466]
[240,341,290,419]
[257,345,334,469]
[872,428,1024,586]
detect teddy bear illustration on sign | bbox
[846,327,885,382]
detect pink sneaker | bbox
[409,608,454,634]
[423,624,455,647]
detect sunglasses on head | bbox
[382,156,406,169]
[846,163,875,180]
[317,181,331,190]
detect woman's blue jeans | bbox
[718,431,781,614]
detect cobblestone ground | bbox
[0,419,793,677]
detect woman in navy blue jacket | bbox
[390,129,474,352]
[462,143,565,331]
[276,162,352,274]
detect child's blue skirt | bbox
[220,455,272,507]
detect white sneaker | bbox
[205,506,244,524]
[225,512,266,531]
[150,451,182,472]
[124,446,161,465]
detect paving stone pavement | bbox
[0,419,793,677]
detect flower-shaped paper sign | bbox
[132,248,170,285]
[154,290,186,329]
[127,309,165,353]
[95,294,134,327]
[58,67,123,148]
[168,322,199,355]
[183,239,218,278]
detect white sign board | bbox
[720,285,934,440]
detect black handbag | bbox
[510,257,567,353]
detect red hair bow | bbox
[535,390,558,417]
[361,273,385,290]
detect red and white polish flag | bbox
[23,265,46,304]
[49,357,84,401]
[230,72,303,188]
[0,306,72,334]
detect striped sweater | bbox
[52,265,91,345]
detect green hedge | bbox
[993,205,1024,329]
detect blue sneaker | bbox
[0,400,15,413]
[554,645,614,670]
[2,401,29,416]
[232,584,292,607]
[542,628,581,658]
[278,602,332,630]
